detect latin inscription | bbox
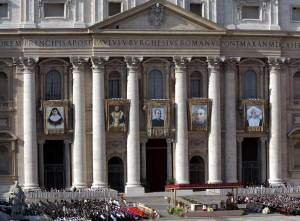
[94,39,219,48]
[0,38,300,50]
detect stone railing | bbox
[0,101,15,112]
[25,189,118,203]
[237,185,300,196]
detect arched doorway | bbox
[189,156,205,184]
[108,157,124,192]
[146,139,167,192]
[242,138,261,185]
[44,140,65,190]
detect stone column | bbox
[268,57,284,185]
[173,56,190,184]
[91,56,108,188]
[64,140,71,188]
[224,58,239,183]
[20,57,39,190]
[260,137,267,184]
[70,57,88,188]
[237,138,244,182]
[38,140,45,188]
[140,139,147,182]
[207,57,222,184]
[125,56,144,195]
[166,139,173,180]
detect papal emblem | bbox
[148,3,165,27]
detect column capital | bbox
[13,57,39,72]
[237,137,244,143]
[70,57,89,72]
[64,139,72,144]
[173,56,191,69]
[268,57,286,71]
[38,140,45,145]
[125,56,143,72]
[166,138,173,144]
[140,138,147,144]
[207,56,223,71]
[260,137,268,142]
[91,56,109,69]
[224,57,240,72]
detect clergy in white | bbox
[247,106,262,127]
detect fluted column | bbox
[125,56,144,195]
[268,57,284,185]
[71,57,88,188]
[260,137,267,184]
[64,140,71,188]
[38,140,45,188]
[19,57,39,190]
[224,58,239,183]
[141,139,147,182]
[91,56,108,188]
[166,139,173,180]
[237,138,244,182]
[207,57,222,184]
[174,56,190,184]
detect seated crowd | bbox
[1,198,146,220]
[238,194,300,215]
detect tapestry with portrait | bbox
[242,99,265,132]
[145,100,170,137]
[106,99,130,133]
[43,100,68,134]
[188,98,212,131]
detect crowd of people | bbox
[238,194,300,215]
[1,198,147,220]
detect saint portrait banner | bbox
[105,99,130,133]
[188,98,212,131]
[242,99,265,132]
[43,100,69,135]
[145,99,170,137]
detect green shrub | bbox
[168,207,184,217]
[166,178,176,185]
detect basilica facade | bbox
[0,0,300,195]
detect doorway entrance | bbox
[189,156,205,184]
[146,139,167,192]
[108,157,124,192]
[242,138,261,185]
[43,140,65,190]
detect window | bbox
[44,3,65,18]
[0,3,8,18]
[293,72,300,102]
[0,72,8,102]
[45,70,62,100]
[190,3,202,17]
[241,6,260,19]
[108,2,121,16]
[108,71,121,98]
[292,7,300,22]
[190,71,202,98]
[148,70,163,99]
[244,70,257,98]
[0,145,10,175]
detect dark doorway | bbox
[108,157,124,192]
[44,140,65,190]
[189,156,205,184]
[146,139,167,192]
[242,138,260,185]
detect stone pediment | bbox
[90,0,226,32]
[288,128,300,138]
